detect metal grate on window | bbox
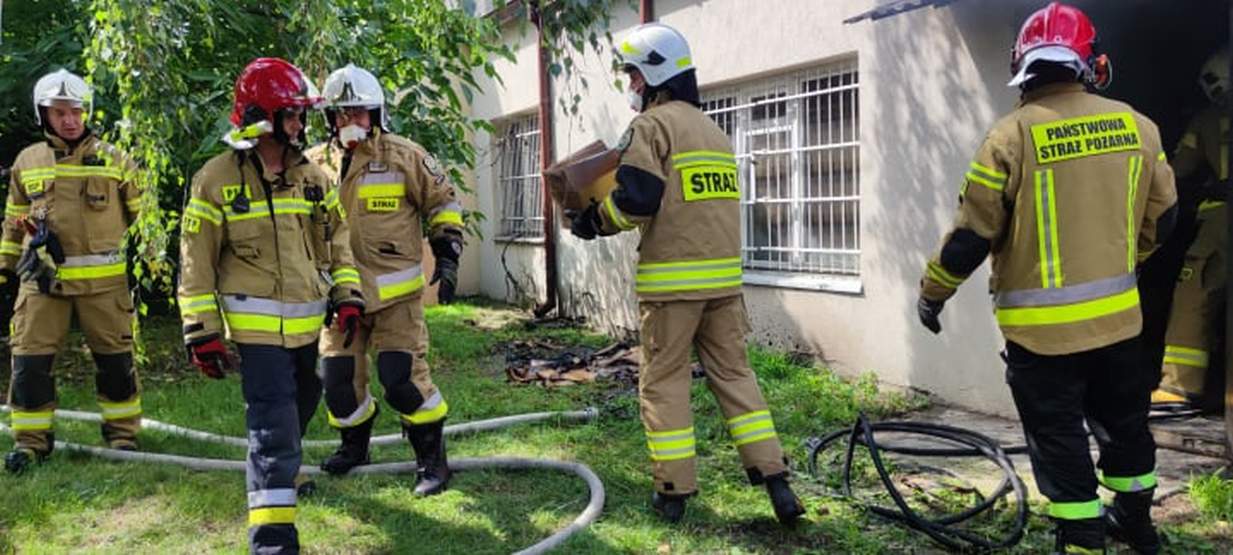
[494,114,544,240]
[702,59,860,276]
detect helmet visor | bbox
[1008,45,1087,87]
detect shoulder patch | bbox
[617,127,634,153]
[182,214,201,234]
[422,155,447,184]
[422,155,443,178]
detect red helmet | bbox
[229,57,321,127]
[1009,2,1106,88]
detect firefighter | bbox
[178,58,364,553]
[568,23,805,526]
[306,64,463,496]
[3,69,144,473]
[1153,47,1229,406]
[916,4,1177,553]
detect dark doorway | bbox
[1082,0,1230,410]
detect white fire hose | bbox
[0,405,604,555]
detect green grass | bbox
[0,299,1223,554]
[1191,473,1233,522]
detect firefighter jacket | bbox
[597,95,743,302]
[927,82,1173,355]
[306,129,462,312]
[1173,105,1229,183]
[921,83,1177,355]
[2,133,141,296]
[178,148,362,349]
[1172,106,1228,218]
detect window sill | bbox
[743,270,863,295]
[495,236,546,246]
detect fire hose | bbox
[806,415,1028,552]
[806,408,1208,551]
[0,405,603,555]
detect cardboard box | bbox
[544,140,622,217]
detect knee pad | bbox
[11,355,55,407]
[93,352,136,400]
[321,356,358,417]
[377,351,423,414]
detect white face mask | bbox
[338,124,368,149]
[626,89,644,113]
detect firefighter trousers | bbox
[238,342,323,555]
[1160,203,1226,399]
[319,296,445,430]
[639,295,787,495]
[1006,337,1158,523]
[6,286,139,453]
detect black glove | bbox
[16,224,64,294]
[568,201,603,241]
[430,231,463,305]
[917,297,945,335]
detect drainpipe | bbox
[532,0,652,319]
[533,2,559,318]
[1225,0,1233,463]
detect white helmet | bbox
[322,63,389,134]
[617,23,694,87]
[33,69,92,126]
[323,64,384,109]
[1199,47,1230,103]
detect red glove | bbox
[334,303,363,348]
[189,337,233,379]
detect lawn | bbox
[0,300,1228,554]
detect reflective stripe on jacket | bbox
[306,130,462,313]
[921,83,1177,355]
[178,149,361,348]
[3,134,141,296]
[600,98,744,302]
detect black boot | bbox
[765,473,806,526]
[1105,490,1160,554]
[405,420,451,496]
[295,472,317,498]
[321,406,378,475]
[4,447,41,474]
[1054,517,1106,554]
[651,491,688,523]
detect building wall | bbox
[460,0,1137,416]
[553,6,648,337]
[469,23,551,306]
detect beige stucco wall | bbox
[468,23,551,306]
[461,0,1063,416]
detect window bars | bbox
[495,113,544,240]
[702,60,861,276]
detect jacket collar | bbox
[247,144,309,184]
[44,131,96,158]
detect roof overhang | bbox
[844,0,968,24]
